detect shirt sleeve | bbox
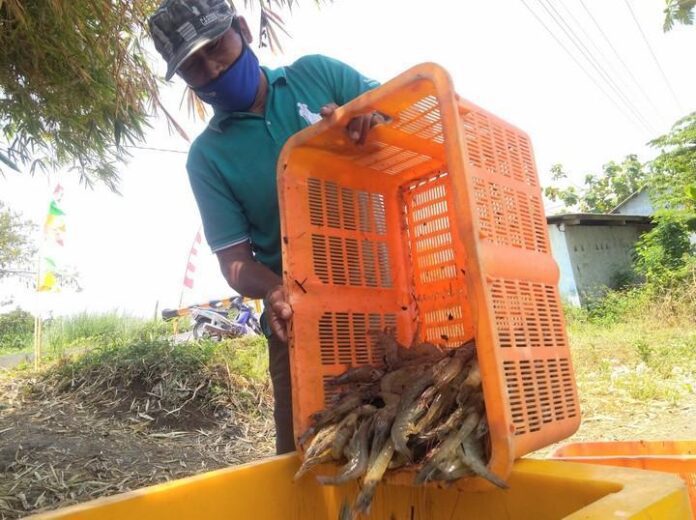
[301,55,380,106]
[186,143,250,253]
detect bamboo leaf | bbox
[153,95,191,143]
[0,150,20,171]
[0,0,333,187]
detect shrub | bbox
[0,308,34,351]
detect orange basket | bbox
[550,440,696,515]
[278,63,580,486]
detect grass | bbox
[0,311,188,358]
[569,319,695,407]
[0,309,34,355]
[44,312,151,353]
[47,331,268,381]
[565,282,696,423]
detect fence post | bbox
[33,315,42,369]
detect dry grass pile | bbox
[0,336,275,519]
[35,337,271,431]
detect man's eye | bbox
[209,39,221,52]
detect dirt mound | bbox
[34,339,272,432]
[0,339,275,519]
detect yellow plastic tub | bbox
[550,440,696,517]
[27,454,690,519]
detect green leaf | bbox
[0,150,20,172]
[685,184,696,202]
[685,216,696,232]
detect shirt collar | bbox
[208,66,287,133]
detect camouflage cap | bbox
[149,0,234,80]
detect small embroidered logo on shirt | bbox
[297,103,322,125]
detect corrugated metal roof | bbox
[546,213,652,226]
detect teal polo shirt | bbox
[186,54,380,275]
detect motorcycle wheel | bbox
[248,317,263,336]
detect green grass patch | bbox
[0,311,186,358]
[568,298,696,409]
[211,334,268,382]
[43,312,176,355]
[50,332,268,387]
[565,279,695,417]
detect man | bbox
[148,0,380,454]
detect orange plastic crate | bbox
[278,63,580,485]
[551,440,696,515]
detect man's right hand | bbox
[320,103,384,146]
[216,242,293,342]
[264,284,292,342]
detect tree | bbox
[0,201,36,277]
[0,1,324,190]
[634,214,693,283]
[635,112,696,284]
[544,155,649,214]
[648,112,696,218]
[663,0,695,31]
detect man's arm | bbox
[216,241,292,341]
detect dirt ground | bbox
[0,376,275,519]
[535,390,696,457]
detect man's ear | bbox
[234,16,254,45]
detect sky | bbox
[1,0,695,318]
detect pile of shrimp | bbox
[294,330,507,518]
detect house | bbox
[612,189,653,217]
[612,187,695,245]
[547,213,652,306]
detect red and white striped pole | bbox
[178,227,202,308]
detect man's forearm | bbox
[222,255,282,300]
[217,242,292,340]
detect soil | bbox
[534,391,696,457]
[0,378,274,520]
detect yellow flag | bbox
[37,184,65,292]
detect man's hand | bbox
[320,103,384,145]
[217,242,293,341]
[264,284,292,342]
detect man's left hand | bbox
[320,103,384,145]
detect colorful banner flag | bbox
[38,184,66,292]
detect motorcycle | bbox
[162,296,263,341]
